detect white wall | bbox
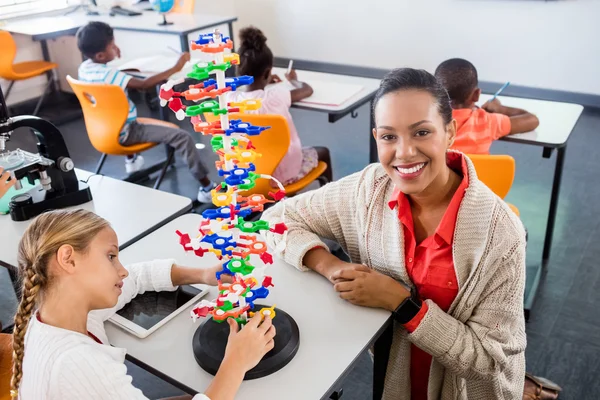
[228,0,600,96]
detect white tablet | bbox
[108,284,208,338]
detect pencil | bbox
[287,60,293,74]
[489,81,510,102]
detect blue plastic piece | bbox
[194,33,231,45]
[224,167,250,186]
[216,260,233,280]
[245,286,270,308]
[201,234,236,256]
[203,76,254,92]
[225,119,269,136]
[202,205,253,220]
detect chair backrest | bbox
[0,332,12,400]
[171,0,195,14]
[467,154,515,199]
[66,75,129,154]
[0,31,17,80]
[204,113,290,196]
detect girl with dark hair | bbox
[263,68,527,399]
[226,26,333,184]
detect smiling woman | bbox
[263,68,527,400]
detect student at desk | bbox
[263,69,527,399]
[435,58,539,154]
[76,22,217,203]
[225,26,333,184]
[10,209,275,400]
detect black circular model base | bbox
[192,305,300,380]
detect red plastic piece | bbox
[260,252,273,265]
[176,230,191,246]
[269,190,286,201]
[193,306,212,318]
[262,276,274,288]
[168,97,184,113]
[269,222,288,235]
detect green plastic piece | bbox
[228,257,255,275]
[211,136,239,151]
[236,172,259,191]
[236,217,269,233]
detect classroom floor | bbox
[7,97,600,399]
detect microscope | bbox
[0,85,92,221]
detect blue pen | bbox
[489,81,510,102]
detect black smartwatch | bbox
[392,281,422,324]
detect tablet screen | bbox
[115,285,202,330]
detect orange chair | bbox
[205,113,329,196]
[171,0,195,14]
[467,154,520,216]
[67,76,176,189]
[0,31,57,116]
[0,330,12,400]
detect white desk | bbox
[0,168,192,269]
[479,94,584,316]
[105,214,390,400]
[1,11,237,52]
[479,94,583,148]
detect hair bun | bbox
[239,26,267,51]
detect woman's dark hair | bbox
[372,68,453,125]
[238,26,273,78]
[76,21,114,59]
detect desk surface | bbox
[105,213,389,400]
[0,169,192,268]
[271,67,380,116]
[2,11,236,40]
[479,94,584,148]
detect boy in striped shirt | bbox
[435,58,539,155]
[76,22,216,202]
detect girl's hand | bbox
[201,264,232,286]
[269,74,282,84]
[0,167,16,199]
[285,69,298,82]
[224,313,276,372]
[332,265,410,311]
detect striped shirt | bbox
[78,60,137,141]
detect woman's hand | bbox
[0,167,16,199]
[200,263,232,286]
[332,265,411,311]
[224,313,276,372]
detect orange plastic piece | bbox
[0,31,57,81]
[67,76,178,156]
[212,305,250,322]
[467,154,520,216]
[191,40,234,53]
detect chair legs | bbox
[4,81,15,100]
[32,78,53,116]
[153,146,175,190]
[95,153,108,174]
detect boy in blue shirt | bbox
[76,21,215,202]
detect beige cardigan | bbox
[263,155,527,400]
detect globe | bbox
[149,0,175,14]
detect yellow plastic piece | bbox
[223,53,240,65]
[229,99,262,112]
[211,187,234,207]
